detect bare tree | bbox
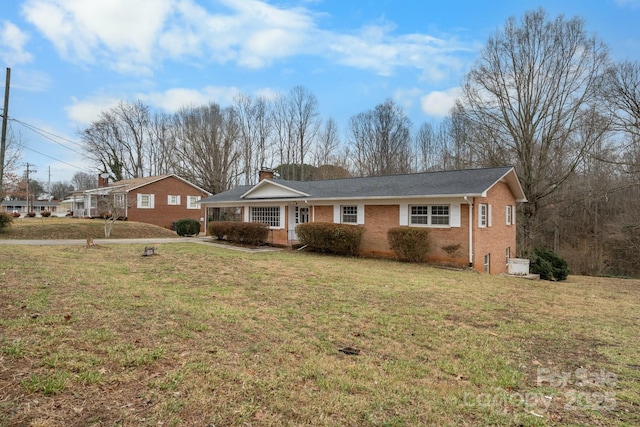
[348,99,413,176]
[81,101,169,180]
[288,86,320,181]
[313,117,340,167]
[170,103,241,194]
[71,171,97,191]
[234,94,274,185]
[1,126,24,198]
[272,93,296,179]
[455,9,609,249]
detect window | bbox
[342,205,358,224]
[137,194,154,209]
[479,204,488,228]
[506,205,513,225]
[168,195,181,205]
[484,254,490,273]
[430,205,450,225]
[410,205,450,226]
[506,247,511,265]
[251,206,280,227]
[187,195,201,209]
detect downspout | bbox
[464,196,473,269]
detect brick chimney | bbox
[258,169,274,181]
[98,172,109,188]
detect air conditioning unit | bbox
[508,258,530,275]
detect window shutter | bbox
[357,204,365,225]
[176,195,181,205]
[488,204,492,227]
[399,204,408,226]
[137,193,142,208]
[450,204,461,227]
[279,205,285,229]
[333,205,340,223]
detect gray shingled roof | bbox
[200,166,525,203]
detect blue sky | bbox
[1,0,640,185]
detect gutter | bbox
[464,196,473,269]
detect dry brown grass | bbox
[0,243,638,426]
[0,217,178,240]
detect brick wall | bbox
[472,181,517,274]
[126,176,209,230]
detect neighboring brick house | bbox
[199,167,527,274]
[78,174,211,230]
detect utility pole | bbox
[0,67,10,200]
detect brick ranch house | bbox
[73,174,211,230]
[199,166,527,274]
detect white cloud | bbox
[0,20,33,65]
[138,86,241,112]
[66,95,122,126]
[22,0,173,74]
[22,0,474,82]
[615,0,640,8]
[393,87,423,110]
[420,87,461,118]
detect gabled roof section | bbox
[241,179,311,199]
[199,167,527,204]
[86,174,211,195]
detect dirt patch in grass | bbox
[0,245,638,426]
[0,217,178,239]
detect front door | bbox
[290,206,309,241]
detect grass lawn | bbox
[0,242,638,426]
[0,217,178,240]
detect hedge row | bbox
[208,221,269,245]
[296,222,364,256]
[387,227,430,262]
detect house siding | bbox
[126,177,209,230]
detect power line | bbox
[10,117,86,156]
[22,144,93,173]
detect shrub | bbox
[528,247,569,281]
[387,227,431,262]
[208,221,269,246]
[174,218,201,237]
[0,212,13,229]
[41,211,52,217]
[26,212,36,218]
[296,222,364,256]
[11,211,20,218]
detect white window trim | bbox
[250,206,282,229]
[408,204,452,228]
[478,203,491,228]
[341,205,358,224]
[187,195,201,210]
[168,195,181,206]
[137,193,154,209]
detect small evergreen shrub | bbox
[528,247,569,281]
[26,212,36,218]
[296,222,364,256]
[208,221,269,245]
[0,212,13,229]
[387,227,431,262]
[174,218,201,237]
[41,211,52,217]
